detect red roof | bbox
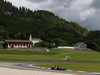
[5,40,32,43]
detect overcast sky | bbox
[6,0,100,30]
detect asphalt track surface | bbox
[0,61,100,75]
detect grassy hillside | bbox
[0,0,88,46]
[1,0,100,50]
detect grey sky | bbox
[6,0,100,30]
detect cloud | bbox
[6,0,100,30]
[91,0,100,9]
[28,0,47,3]
[80,8,96,21]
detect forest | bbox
[0,0,100,51]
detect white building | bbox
[29,34,42,46]
[4,40,32,48]
[4,34,42,48]
[57,46,75,49]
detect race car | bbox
[51,65,66,71]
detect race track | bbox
[0,61,100,75]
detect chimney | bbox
[29,34,32,40]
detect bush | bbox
[93,42,100,51]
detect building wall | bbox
[5,42,31,48]
[58,46,75,49]
[31,40,41,46]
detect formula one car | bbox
[51,65,66,71]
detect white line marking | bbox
[48,68,51,69]
[67,70,72,71]
[78,71,85,72]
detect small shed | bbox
[75,42,87,49]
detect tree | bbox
[34,41,51,48]
[0,1,88,46]
[14,32,21,39]
[51,38,67,47]
[93,42,100,51]
[0,26,9,40]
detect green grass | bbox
[36,64,100,72]
[0,49,100,72]
[0,50,58,55]
[0,50,100,63]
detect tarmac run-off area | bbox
[0,67,76,75]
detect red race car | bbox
[51,65,66,71]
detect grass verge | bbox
[36,64,100,72]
